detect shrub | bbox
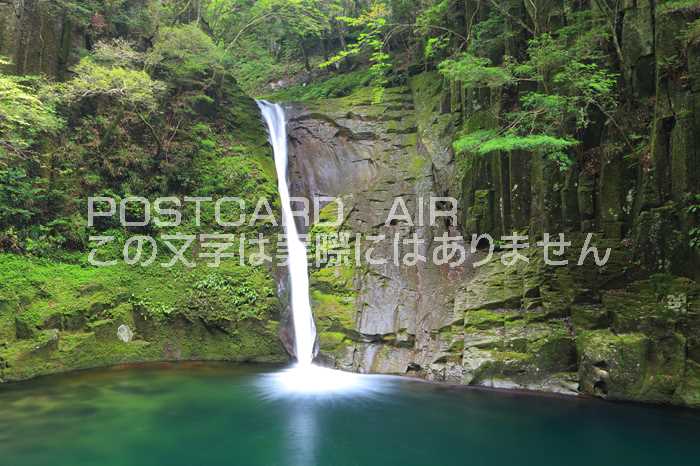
[62,59,164,113]
[0,65,62,157]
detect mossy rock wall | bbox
[0,255,286,382]
[0,0,157,77]
[0,49,291,381]
[431,1,700,278]
[286,0,700,408]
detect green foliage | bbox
[414,0,473,66]
[681,19,700,46]
[1,18,276,253]
[0,71,62,157]
[657,0,700,14]
[513,33,569,86]
[227,43,308,95]
[510,34,618,157]
[415,0,450,32]
[690,227,700,251]
[424,36,449,60]
[0,168,43,229]
[91,39,145,68]
[468,9,509,56]
[206,0,334,92]
[251,0,330,40]
[63,58,163,113]
[321,3,392,103]
[263,69,372,102]
[146,24,229,85]
[514,93,571,131]
[188,268,276,323]
[0,64,63,244]
[454,130,577,155]
[438,53,513,88]
[553,61,618,127]
[688,194,700,215]
[60,0,155,30]
[445,26,619,172]
[194,154,280,234]
[453,130,578,170]
[23,217,88,257]
[55,52,166,197]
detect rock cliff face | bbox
[0,0,152,77]
[286,1,700,407]
[2,0,698,408]
[1,0,83,76]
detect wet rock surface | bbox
[287,13,700,406]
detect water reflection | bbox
[257,365,400,465]
[288,400,318,466]
[1,364,698,466]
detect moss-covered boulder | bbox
[0,254,286,383]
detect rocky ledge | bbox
[286,70,700,407]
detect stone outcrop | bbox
[0,0,152,77]
[1,0,698,409]
[286,1,700,407]
[1,0,79,76]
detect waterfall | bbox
[257,100,316,366]
[256,101,377,395]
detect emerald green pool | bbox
[0,363,697,466]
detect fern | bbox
[453,130,578,170]
[438,53,513,88]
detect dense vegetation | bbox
[1,1,291,379]
[1,0,699,404]
[3,0,698,252]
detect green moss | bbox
[603,277,698,334]
[0,253,286,382]
[408,154,427,178]
[465,348,534,386]
[527,329,576,373]
[491,350,532,363]
[183,266,277,325]
[306,199,359,360]
[464,309,519,331]
[262,70,372,102]
[571,305,611,330]
[409,72,443,121]
[657,0,700,14]
[682,18,700,45]
[319,331,348,354]
[675,361,700,407]
[312,265,353,292]
[577,330,651,399]
[311,289,356,333]
[327,86,376,108]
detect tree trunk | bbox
[15,0,39,74]
[300,40,311,72]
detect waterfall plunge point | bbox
[257,100,378,397]
[258,100,317,367]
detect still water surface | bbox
[0,363,697,466]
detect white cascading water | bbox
[257,100,376,396]
[257,100,317,366]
